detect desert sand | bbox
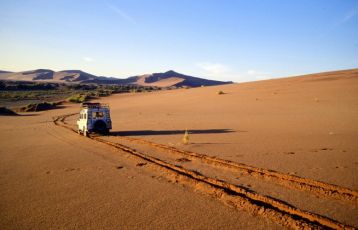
[1,69,357,229]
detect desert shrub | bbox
[19,101,59,112]
[95,89,113,97]
[0,107,18,116]
[217,90,225,95]
[182,129,189,144]
[66,94,88,103]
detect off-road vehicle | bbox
[77,103,112,136]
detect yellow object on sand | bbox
[183,129,189,144]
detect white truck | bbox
[77,103,112,136]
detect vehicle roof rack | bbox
[81,102,109,108]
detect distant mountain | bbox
[0,70,13,74]
[0,69,232,87]
[0,69,98,82]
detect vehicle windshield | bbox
[93,111,104,118]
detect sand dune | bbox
[0,69,232,87]
[135,75,185,87]
[1,69,357,229]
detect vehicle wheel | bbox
[93,120,107,134]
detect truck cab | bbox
[77,103,112,136]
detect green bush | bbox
[66,94,88,103]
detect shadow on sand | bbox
[17,113,40,116]
[111,129,241,137]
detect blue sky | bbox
[0,0,357,82]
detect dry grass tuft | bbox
[182,129,189,144]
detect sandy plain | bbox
[1,69,357,229]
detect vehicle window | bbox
[93,111,104,118]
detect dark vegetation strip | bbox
[0,80,163,111]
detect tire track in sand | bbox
[53,114,355,229]
[108,135,358,204]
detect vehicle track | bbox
[53,113,356,229]
[56,113,358,204]
[110,135,358,204]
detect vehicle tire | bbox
[104,129,110,135]
[93,120,108,134]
